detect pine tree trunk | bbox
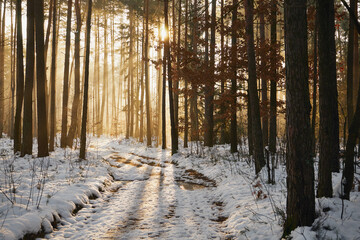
[162,18,167,149]
[190,0,199,143]
[203,0,213,147]
[0,0,4,138]
[311,18,318,157]
[269,0,277,154]
[248,91,253,154]
[144,0,151,146]
[35,0,49,157]
[220,0,226,145]
[156,20,162,146]
[67,0,81,147]
[230,0,237,153]
[175,0,181,147]
[10,0,15,139]
[128,9,134,138]
[79,0,92,160]
[49,0,57,152]
[139,18,145,142]
[244,0,264,173]
[283,0,315,235]
[164,0,177,154]
[259,3,268,147]
[80,0,92,159]
[44,0,53,62]
[347,0,355,124]
[102,13,108,135]
[317,0,339,198]
[61,0,72,148]
[183,0,189,148]
[22,0,35,156]
[96,15,101,136]
[14,0,24,153]
[339,0,360,201]
[353,1,359,108]
[204,0,215,147]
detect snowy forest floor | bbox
[0,136,360,240]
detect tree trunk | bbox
[14,0,23,153]
[157,20,162,146]
[183,0,189,148]
[244,0,265,174]
[347,0,355,124]
[283,0,315,235]
[60,0,72,148]
[0,0,4,138]
[10,0,15,139]
[67,0,81,147]
[44,0,53,62]
[22,0,35,156]
[164,0,177,154]
[311,17,318,157]
[101,13,108,135]
[269,0,277,154]
[127,9,134,139]
[145,0,151,146]
[204,0,213,147]
[353,1,359,108]
[79,0,92,160]
[339,0,360,201]
[49,0,57,152]
[230,0,237,153]
[35,0,49,157]
[175,0,181,147]
[259,2,268,147]
[190,0,199,143]
[139,19,145,142]
[162,18,167,149]
[111,17,116,135]
[317,0,339,198]
[220,0,226,144]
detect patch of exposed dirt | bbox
[176,180,207,191]
[129,152,158,160]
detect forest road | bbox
[47,148,229,240]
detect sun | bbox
[160,24,167,41]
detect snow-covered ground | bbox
[0,136,359,239]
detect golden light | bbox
[160,24,168,41]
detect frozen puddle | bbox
[47,152,225,240]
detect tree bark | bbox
[10,0,15,139]
[317,0,339,198]
[67,0,81,147]
[79,0,92,160]
[145,0,151,146]
[244,0,265,174]
[311,17,318,157]
[259,2,268,147]
[230,0,237,153]
[190,0,199,143]
[164,0,177,154]
[61,0,72,148]
[35,0,49,157]
[14,0,23,153]
[347,0,355,124]
[283,0,315,235]
[184,0,189,148]
[22,0,35,156]
[0,0,4,138]
[269,0,277,154]
[49,0,57,152]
